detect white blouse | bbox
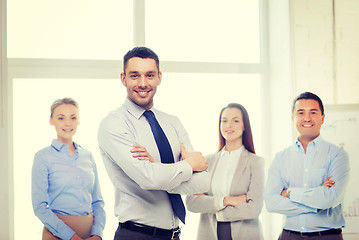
[211,145,244,220]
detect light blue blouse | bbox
[32,140,105,240]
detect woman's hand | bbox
[85,236,101,240]
[70,234,83,240]
[195,193,207,196]
[223,195,247,206]
[131,145,154,163]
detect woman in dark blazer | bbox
[186,103,264,240]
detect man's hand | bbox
[280,189,289,198]
[280,177,335,199]
[131,145,155,163]
[180,143,208,172]
[223,195,247,206]
[322,176,335,187]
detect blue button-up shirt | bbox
[264,136,349,232]
[32,140,106,240]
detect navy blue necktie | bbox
[143,110,186,224]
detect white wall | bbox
[291,0,359,104]
[264,1,294,239]
[0,0,14,239]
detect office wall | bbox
[291,0,359,104]
[1,0,14,239]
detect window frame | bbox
[1,0,270,239]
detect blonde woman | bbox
[186,103,264,240]
[32,98,105,240]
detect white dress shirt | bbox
[98,98,209,229]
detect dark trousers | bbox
[278,229,343,240]
[217,222,232,240]
[114,223,180,240]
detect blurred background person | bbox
[32,98,106,240]
[186,103,264,240]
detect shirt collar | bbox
[220,145,245,156]
[51,139,80,152]
[295,135,322,149]
[124,98,155,119]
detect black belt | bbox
[119,221,181,240]
[284,228,342,237]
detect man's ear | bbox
[120,72,127,86]
[49,117,53,126]
[158,71,162,85]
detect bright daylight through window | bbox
[8,0,262,239]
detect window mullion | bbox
[134,0,145,46]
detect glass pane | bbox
[13,78,125,239]
[146,0,260,63]
[155,73,262,156]
[7,0,133,59]
[155,73,261,240]
[13,75,260,239]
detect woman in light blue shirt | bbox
[32,98,105,240]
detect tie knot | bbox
[143,110,155,119]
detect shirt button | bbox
[305,169,308,172]
[77,176,80,178]
[301,226,304,230]
[304,184,307,187]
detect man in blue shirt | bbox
[264,92,349,240]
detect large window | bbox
[7,0,266,239]
[145,0,260,63]
[13,75,261,239]
[7,0,133,59]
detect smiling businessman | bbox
[98,47,210,240]
[264,92,349,240]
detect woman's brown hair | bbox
[218,103,255,154]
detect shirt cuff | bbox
[177,160,194,180]
[90,235,102,240]
[217,197,225,209]
[288,187,303,203]
[214,196,226,222]
[91,228,103,240]
[216,210,226,222]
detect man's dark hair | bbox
[292,92,324,115]
[123,47,159,73]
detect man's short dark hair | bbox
[292,92,324,115]
[123,47,160,73]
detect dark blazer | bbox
[186,147,264,240]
